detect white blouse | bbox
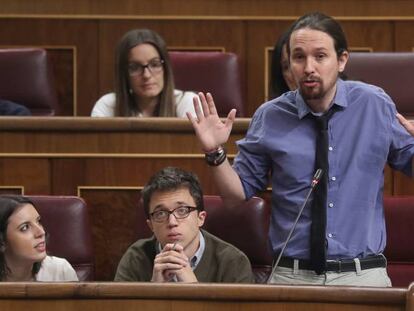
[35,256,78,282]
[91,89,197,117]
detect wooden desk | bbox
[0,116,406,195]
[0,116,250,154]
[0,116,251,194]
[0,282,412,311]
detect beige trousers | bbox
[270,261,391,287]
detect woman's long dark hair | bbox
[114,29,176,116]
[270,30,292,99]
[0,195,42,281]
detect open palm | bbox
[187,92,236,152]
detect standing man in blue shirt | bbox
[187,12,414,286]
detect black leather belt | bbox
[277,255,386,273]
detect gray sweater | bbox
[114,229,254,283]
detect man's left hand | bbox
[397,113,414,136]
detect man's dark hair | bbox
[142,167,204,218]
[287,12,348,58]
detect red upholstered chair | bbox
[28,196,94,281]
[202,195,273,283]
[383,196,414,287]
[169,51,245,117]
[0,48,58,115]
[344,52,414,116]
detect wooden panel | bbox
[392,171,414,196]
[0,19,98,116]
[0,131,201,154]
[0,118,247,154]
[246,21,294,115]
[0,187,24,195]
[47,48,75,116]
[2,0,414,17]
[51,158,218,196]
[395,22,414,51]
[0,159,50,194]
[79,188,145,281]
[341,21,394,52]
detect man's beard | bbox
[299,82,325,101]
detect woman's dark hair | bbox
[114,29,175,116]
[142,167,204,218]
[287,12,348,58]
[270,30,291,99]
[0,195,42,281]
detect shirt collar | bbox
[191,231,205,269]
[295,78,348,119]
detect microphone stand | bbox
[266,169,323,284]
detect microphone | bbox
[266,168,323,284]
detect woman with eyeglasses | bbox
[91,29,197,117]
[0,195,78,282]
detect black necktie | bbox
[310,108,336,275]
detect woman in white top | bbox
[91,29,196,117]
[0,195,78,282]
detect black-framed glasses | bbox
[128,58,164,76]
[149,206,198,223]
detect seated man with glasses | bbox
[114,166,254,283]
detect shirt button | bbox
[328,233,333,238]
[328,203,334,208]
[328,146,333,151]
[331,176,336,181]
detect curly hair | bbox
[142,167,204,218]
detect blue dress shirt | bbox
[233,79,414,260]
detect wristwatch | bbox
[205,146,227,166]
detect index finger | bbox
[162,242,183,252]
